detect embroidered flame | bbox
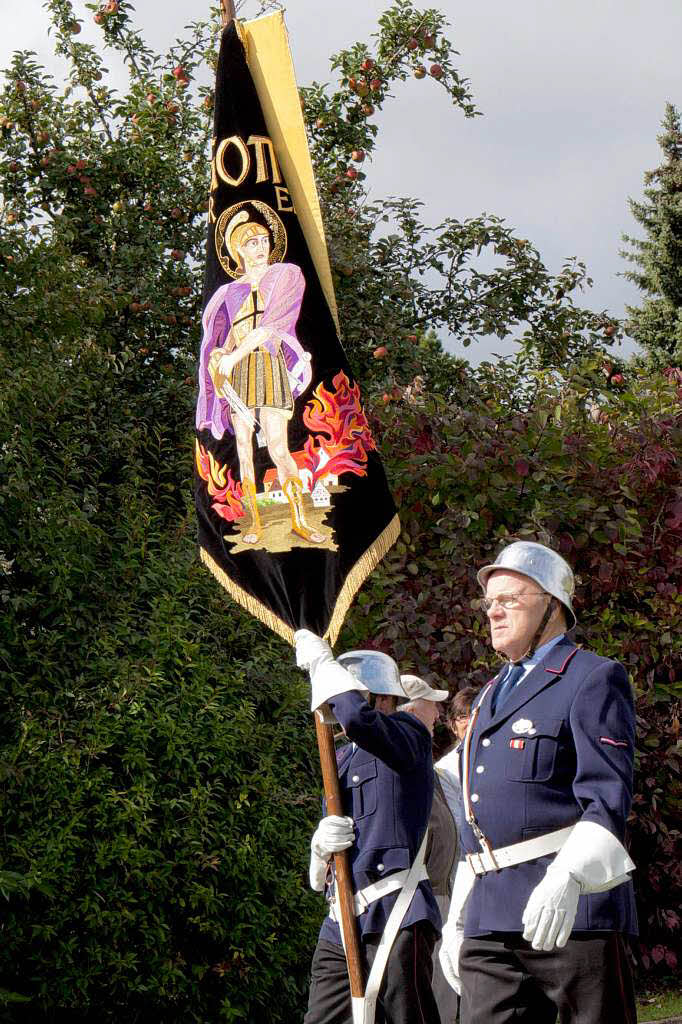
[302,371,377,484]
[195,440,245,521]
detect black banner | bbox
[194,21,399,644]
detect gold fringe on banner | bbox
[199,512,400,648]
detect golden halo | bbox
[215,200,288,280]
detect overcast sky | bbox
[2,0,681,363]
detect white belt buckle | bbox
[354,888,369,914]
[466,851,485,876]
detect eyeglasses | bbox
[482,591,548,612]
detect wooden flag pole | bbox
[220,0,236,23]
[217,0,366,1005]
[313,714,366,999]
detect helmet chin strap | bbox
[515,595,555,663]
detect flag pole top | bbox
[220,0,236,26]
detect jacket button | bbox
[377,863,385,871]
[482,738,491,747]
[352,775,360,783]
[476,765,485,774]
[471,793,479,803]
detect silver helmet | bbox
[477,541,576,629]
[337,650,408,698]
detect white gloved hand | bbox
[522,820,635,951]
[439,860,476,994]
[522,866,581,950]
[295,629,334,675]
[308,815,355,891]
[294,629,368,716]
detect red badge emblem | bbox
[510,738,525,750]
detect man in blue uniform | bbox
[439,541,637,1024]
[295,633,443,1024]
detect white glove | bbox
[521,866,581,951]
[522,820,635,951]
[308,815,355,891]
[294,629,368,717]
[439,860,475,994]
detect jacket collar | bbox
[479,637,579,729]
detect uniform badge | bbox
[510,738,525,750]
[511,718,533,735]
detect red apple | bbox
[165,101,179,113]
[146,92,157,104]
[373,345,388,359]
[106,1,119,12]
[8,161,20,173]
[407,37,419,50]
[83,185,97,196]
[369,77,381,91]
[68,21,81,34]
[75,159,88,170]
[37,131,49,144]
[361,103,375,116]
[382,392,391,404]
[351,149,365,162]
[170,207,182,219]
[348,77,357,92]
[94,13,104,24]
[361,58,375,71]
[611,373,624,386]
[40,155,51,167]
[407,334,417,342]
[15,80,26,93]
[414,65,426,79]
[345,167,358,180]
[422,32,435,47]
[170,249,184,260]
[172,65,186,80]
[430,64,444,79]
[604,324,616,337]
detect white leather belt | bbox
[465,825,575,876]
[329,864,430,920]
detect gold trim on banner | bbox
[240,12,340,336]
[199,512,400,647]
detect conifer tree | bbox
[621,102,682,365]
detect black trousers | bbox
[459,932,636,1024]
[304,922,441,1024]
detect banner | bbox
[194,14,399,645]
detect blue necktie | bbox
[492,663,526,714]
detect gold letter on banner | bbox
[275,185,295,212]
[247,135,282,184]
[216,136,251,188]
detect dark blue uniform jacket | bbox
[318,691,442,946]
[459,638,638,937]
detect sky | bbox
[2,0,681,363]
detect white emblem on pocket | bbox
[511,718,533,735]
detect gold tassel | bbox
[324,513,401,646]
[199,512,401,648]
